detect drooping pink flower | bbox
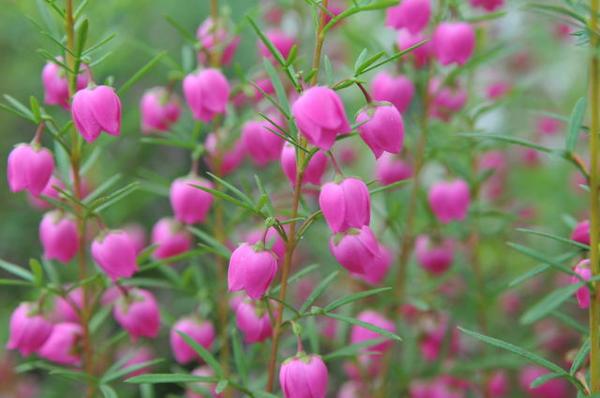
[38,322,83,366]
[319,178,371,233]
[280,354,328,398]
[571,220,590,246]
[28,175,64,209]
[428,179,471,223]
[258,30,296,61]
[371,72,415,113]
[170,316,215,364]
[196,17,240,66]
[242,117,286,166]
[140,87,181,133]
[375,152,413,185]
[228,243,278,299]
[118,346,155,379]
[292,86,351,151]
[386,0,431,34]
[432,22,476,66]
[7,143,55,196]
[487,371,508,398]
[186,366,222,398]
[519,366,571,398]
[52,287,84,323]
[123,223,146,254]
[42,59,91,109]
[183,69,230,122]
[329,226,381,275]
[350,310,396,353]
[415,235,454,275]
[281,143,328,185]
[91,230,138,280]
[113,288,161,341]
[71,85,122,142]
[6,302,53,356]
[357,103,405,158]
[429,79,468,121]
[235,299,272,343]
[572,259,592,309]
[470,0,504,12]
[151,218,192,260]
[396,30,432,68]
[245,227,286,261]
[419,314,461,361]
[356,244,392,285]
[204,132,245,176]
[39,210,79,264]
[170,176,214,224]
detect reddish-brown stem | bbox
[356,81,372,103]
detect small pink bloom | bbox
[91,230,138,280]
[415,235,454,275]
[140,87,180,133]
[52,287,84,323]
[572,259,592,309]
[281,143,328,185]
[292,86,351,151]
[571,220,590,245]
[329,226,381,274]
[186,366,222,398]
[350,310,396,353]
[242,117,286,166]
[258,30,296,61]
[28,175,64,209]
[39,210,79,263]
[245,227,286,261]
[114,288,161,341]
[118,346,154,378]
[280,354,328,398]
[536,116,562,136]
[71,85,122,142]
[151,218,192,260]
[521,147,541,167]
[196,17,240,66]
[357,103,405,158]
[519,366,571,398]
[396,30,431,68]
[428,179,471,223]
[319,178,371,233]
[6,302,53,356]
[170,316,215,364]
[386,0,431,34]
[7,143,55,196]
[228,243,278,299]
[183,69,230,122]
[38,322,83,366]
[487,371,508,398]
[470,0,504,12]
[433,22,476,66]
[42,59,91,109]
[486,81,511,100]
[204,132,245,176]
[429,79,468,121]
[371,72,415,113]
[170,176,214,224]
[235,299,272,343]
[375,152,412,185]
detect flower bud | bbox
[242,118,286,166]
[42,59,91,109]
[235,299,272,343]
[432,22,476,66]
[71,85,122,142]
[357,103,405,158]
[280,354,328,398]
[183,68,230,122]
[6,302,53,356]
[571,220,590,246]
[170,316,215,364]
[319,178,370,233]
[7,143,55,196]
[281,143,328,186]
[151,218,193,260]
[572,259,591,309]
[38,322,83,366]
[39,210,79,264]
[170,176,214,224]
[140,87,181,133]
[350,310,395,353]
[385,0,431,34]
[114,288,161,341]
[428,179,471,223]
[329,226,380,274]
[470,0,503,12]
[371,72,415,113]
[292,86,351,151]
[91,230,138,280]
[197,17,240,66]
[375,152,412,185]
[396,30,431,68]
[228,243,278,299]
[258,30,296,61]
[205,132,245,176]
[415,235,454,275]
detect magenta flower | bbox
[428,179,471,223]
[385,0,431,34]
[114,288,161,341]
[571,219,590,246]
[572,259,592,309]
[7,143,55,196]
[140,87,180,133]
[371,71,415,113]
[91,230,139,280]
[319,178,371,233]
[357,103,405,158]
[170,316,215,364]
[356,244,392,285]
[42,59,91,109]
[38,322,83,366]
[281,143,328,186]
[470,0,504,12]
[329,226,381,274]
[245,226,286,262]
[183,68,230,122]
[519,366,571,398]
[415,235,454,275]
[39,210,79,264]
[396,30,432,69]
[170,176,214,224]
[196,17,240,66]
[242,118,286,166]
[235,299,272,344]
[71,85,122,142]
[429,78,468,121]
[487,371,508,398]
[375,152,413,186]
[258,30,296,61]
[28,175,64,209]
[279,354,328,398]
[186,366,222,398]
[292,86,351,151]
[118,346,154,379]
[228,243,278,299]
[6,302,53,356]
[350,310,396,353]
[204,132,245,176]
[432,22,476,66]
[52,287,83,323]
[151,218,192,260]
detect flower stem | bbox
[589,0,600,392]
[265,1,329,392]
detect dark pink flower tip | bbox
[571,219,590,245]
[427,179,471,224]
[170,176,214,224]
[292,86,351,151]
[170,316,215,364]
[38,322,83,366]
[357,103,405,158]
[385,0,431,34]
[39,210,79,264]
[91,230,138,280]
[6,302,54,356]
[140,87,181,134]
[183,68,230,122]
[319,177,371,233]
[432,22,476,66]
[469,0,504,12]
[7,143,55,196]
[329,226,381,275]
[415,235,454,275]
[228,243,278,299]
[235,299,272,344]
[371,71,415,113]
[71,85,121,142]
[151,217,192,260]
[114,288,161,341]
[279,354,328,398]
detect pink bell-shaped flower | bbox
[386,0,431,34]
[329,226,381,275]
[258,30,296,61]
[235,298,272,343]
[228,243,278,299]
[170,176,214,224]
[91,230,139,280]
[572,259,592,309]
[204,132,245,176]
[432,22,476,66]
[357,103,405,158]
[42,59,91,109]
[375,152,413,185]
[7,143,55,196]
[170,316,215,364]
[28,175,64,209]
[350,310,396,353]
[38,322,83,366]
[39,210,79,264]
[415,235,454,275]
[151,218,192,260]
[113,288,161,341]
[428,179,471,223]
[140,87,181,133]
[242,117,286,166]
[571,220,590,246]
[356,244,392,285]
[196,17,240,66]
[371,72,415,113]
[71,85,122,142]
[319,178,371,233]
[396,30,432,69]
[281,143,328,186]
[279,354,329,398]
[183,68,230,122]
[6,302,53,356]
